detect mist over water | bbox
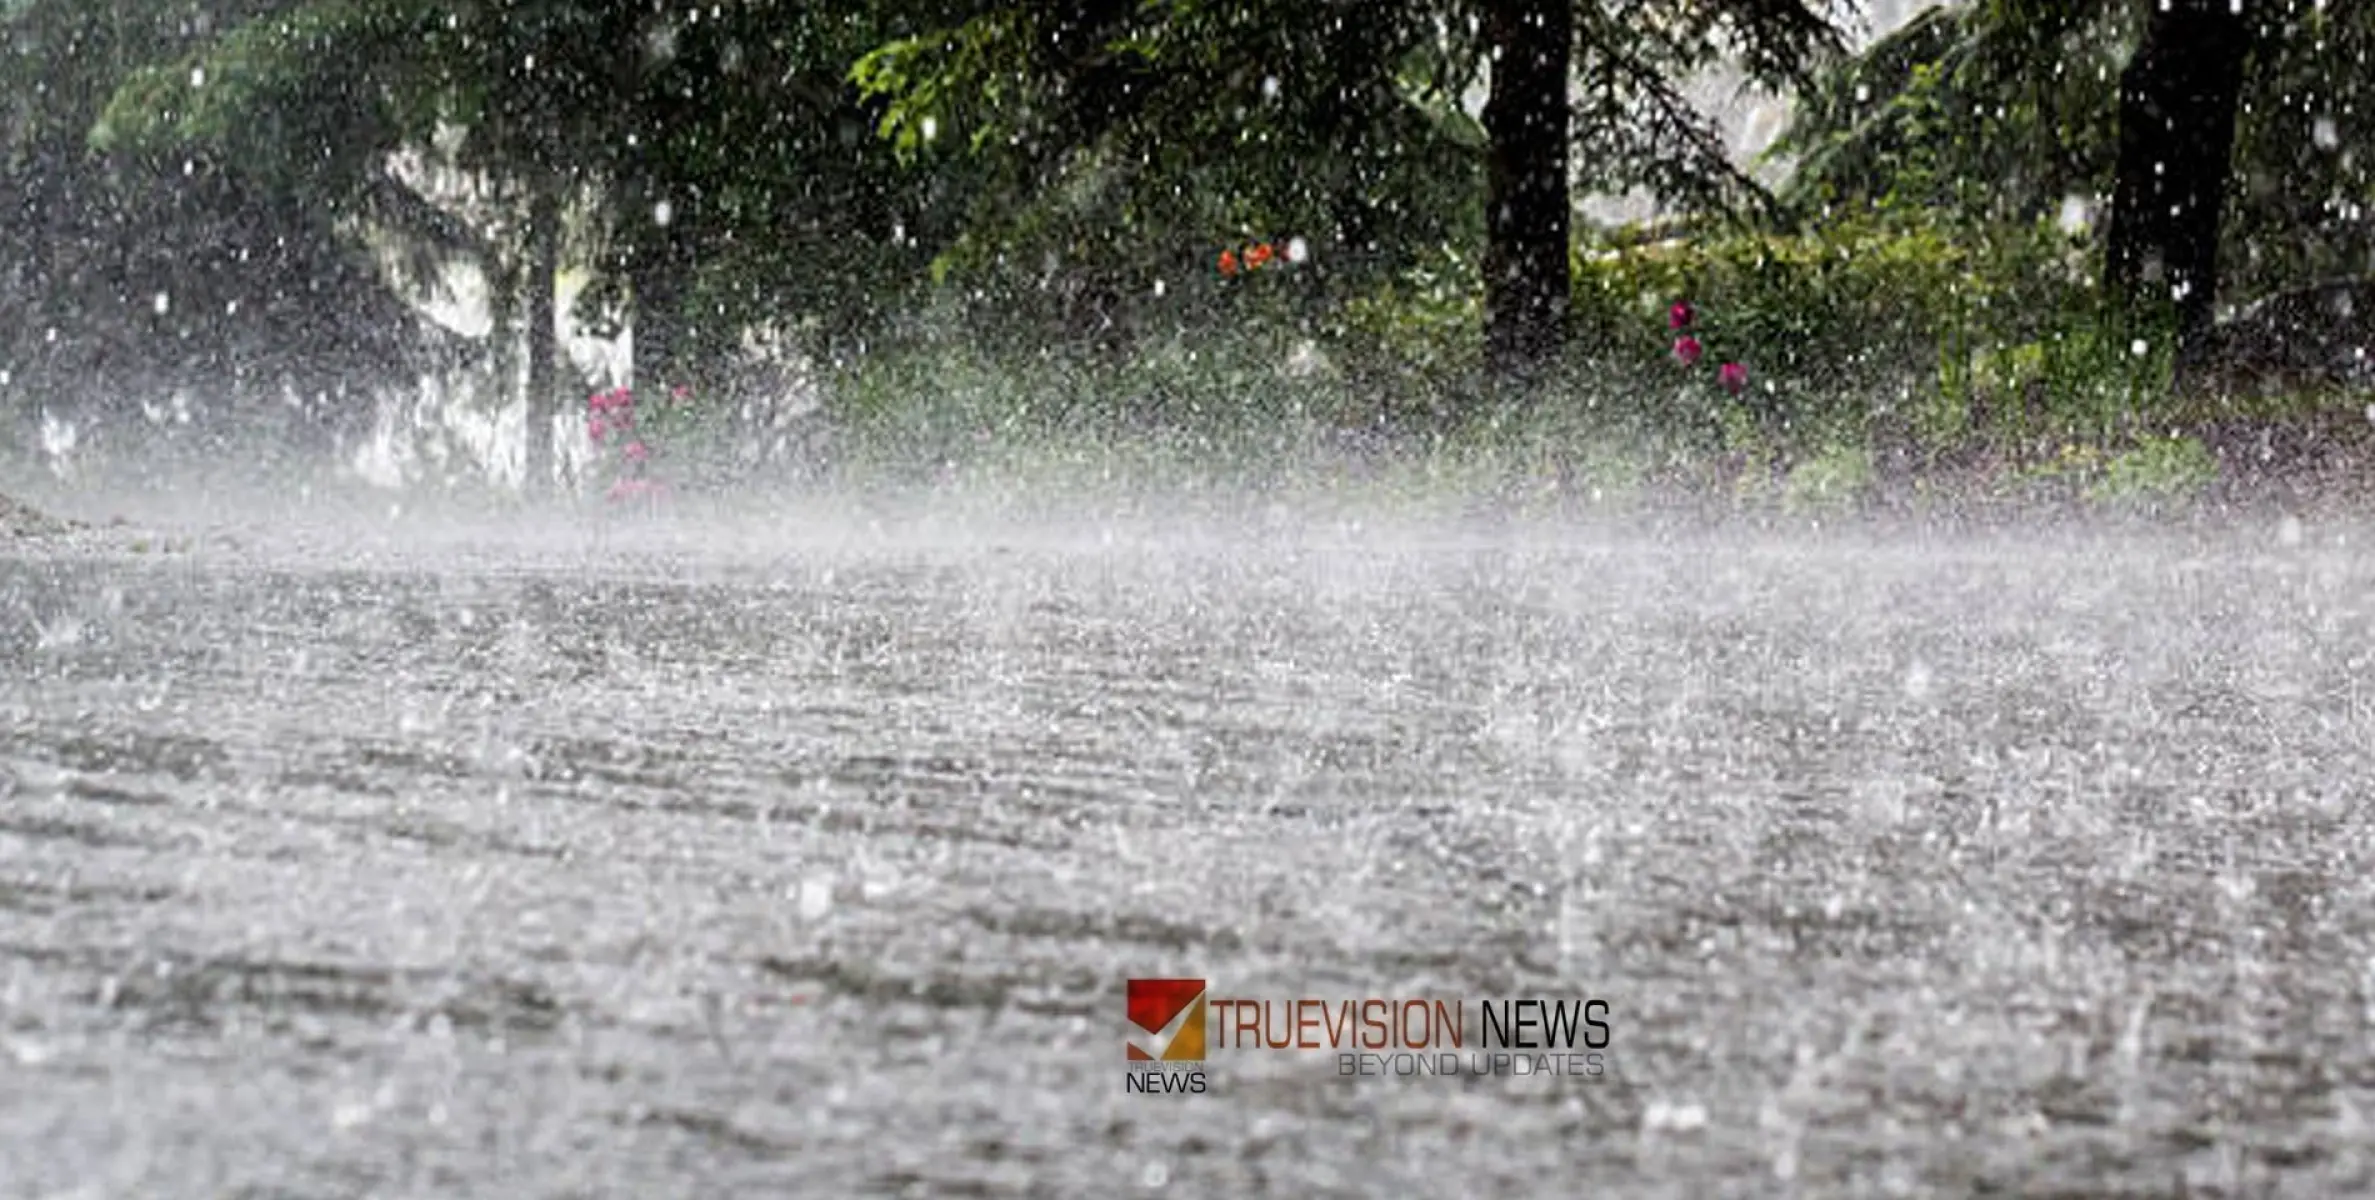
[5,447,2374,1195]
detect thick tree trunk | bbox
[630,230,687,401]
[523,179,560,495]
[1482,0,1572,385]
[2105,0,2250,374]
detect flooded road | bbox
[3,504,2373,1197]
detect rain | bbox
[3,0,2374,1195]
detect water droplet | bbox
[152,292,170,315]
[190,66,206,88]
[797,878,833,920]
[1643,1100,1709,1133]
[653,199,673,227]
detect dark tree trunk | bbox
[2105,0,2251,374]
[523,178,560,495]
[1482,0,1572,385]
[630,227,688,400]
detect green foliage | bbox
[1572,209,2091,435]
[1774,2,2125,223]
[2007,432,2218,506]
[2090,434,2218,502]
[1779,0,2375,304]
[848,0,1490,345]
[92,2,436,195]
[1965,315,2176,446]
[1780,440,1875,511]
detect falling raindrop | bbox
[190,66,205,88]
[153,293,171,316]
[797,878,832,920]
[1903,660,1934,702]
[653,199,674,227]
[2314,117,2341,150]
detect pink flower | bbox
[589,387,635,414]
[1718,362,1749,394]
[588,414,609,443]
[623,441,650,462]
[1669,301,1695,331]
[670,384,691,401]
[1673,335,1703,367]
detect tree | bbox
[1481,0,1571,381]
[852,0,1486,357]
[86,0,949,470]
[852,0,1838,389]
[92,1,666,490]
[2103,0,2251,370]
[2,0,427,446]
[1778,0,2365,372]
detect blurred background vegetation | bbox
[1,0,2368,503]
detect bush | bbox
[1570,209,2096,445]
[2090,434,2219,502]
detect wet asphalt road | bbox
[2,503,2373,1197]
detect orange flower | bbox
[1246,241,1275,269]
[1218,249,1240,276]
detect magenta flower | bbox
[623,440,650,462]
[588,414,609,443]
[1673,335,1704,367]
[1669,301,1695,331]
[1718,362,1749,394]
